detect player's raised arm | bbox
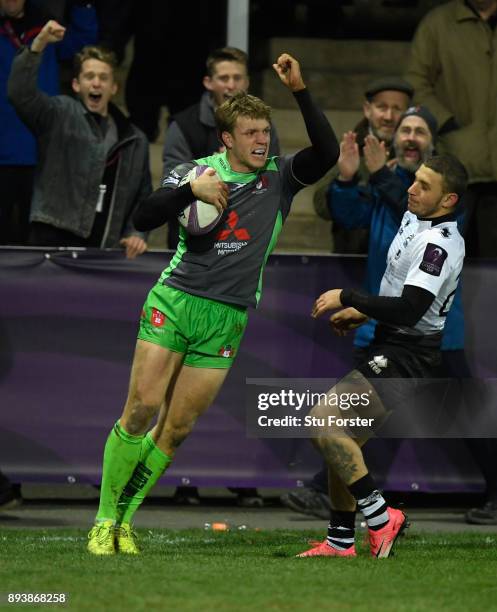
[273,53,340,184]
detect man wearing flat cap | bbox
[313,76,413,254]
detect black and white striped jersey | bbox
[380,210,465,335]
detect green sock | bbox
[95,421,145,523]
[117,432,172,524]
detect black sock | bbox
[326,510,356,550]
[348,474,389,531]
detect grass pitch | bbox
[1,529,496,611]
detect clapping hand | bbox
[338,131,360,181]
[363,134,387,174]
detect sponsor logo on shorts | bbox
[368,355,388,374]
[419,243,448,276]
[218,344,235,358]
[151,308,166,327]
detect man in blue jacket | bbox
[313,77,413,254]
[0,0,97,244]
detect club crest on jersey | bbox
[440,227,451,238]
[419,243,448,276]
[218,344,235,358]
[368,355,388,374]
[252,175,268,194]
[151,308,166,327]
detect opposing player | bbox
[87,53,340,554]
[299,154,468,558]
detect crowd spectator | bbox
[406,0,497,257]
[93,1,225,142]
[162,47,281,249]
[313,77,413,253]
[0,0,97,245]
[8,20,151,258]
[406,0,497,524]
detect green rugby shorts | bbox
[138,283,248,368]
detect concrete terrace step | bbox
[268,38,411,72]
[263,38,411,109]
[272,108,362,153]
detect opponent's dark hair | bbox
[424,154,468,198]
[74,46,118,78]
[206,47,248,77]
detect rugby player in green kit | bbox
[87,53,339,554]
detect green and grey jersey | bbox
[158,151,304,308]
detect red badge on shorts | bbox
[218,345,235,358]
[151,308,166,327]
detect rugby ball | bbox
[178,165,224,235]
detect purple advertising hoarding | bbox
[0,249,494,492]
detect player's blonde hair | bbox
[215,92,271,135]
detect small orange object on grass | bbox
[211,522,229,531]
